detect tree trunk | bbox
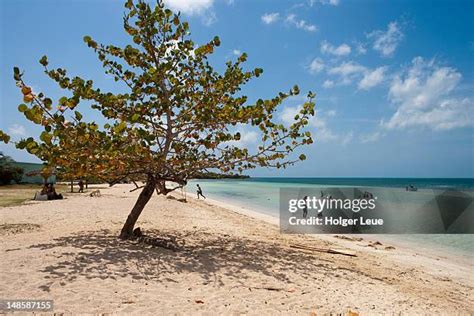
[119,178,156,239]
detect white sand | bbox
[0,184,472,314]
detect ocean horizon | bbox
[229,177,474,189]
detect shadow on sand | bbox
[29,229,337,288]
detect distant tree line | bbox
[192,172,250,179]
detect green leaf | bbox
[13,67,21,81]
[0,130,10,144]
[39,55,48,67]
[131,113,140,122]
[18,104,28,112]
[75,111,83,121]
[254,68,263,77]
[292,85,300,95]
[26,140,36,149]
[299,154,306,161]
[115,121,127,133]
[40,131,52,144]
[59,96,68,105]
[43,98,53,110]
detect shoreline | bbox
[186,181,474,263]
[198,194,474,277]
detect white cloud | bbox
[328,61,365,77]
[368,21,404,57]
[225,129,258,148]
[326,61,386,90]
[202,11,217,26]
[360,131,383,143]
[235,131,258,146]
[326,110,337,117]
[280,106,300,125]
[355,42,367,55]
[309,0,340,6]
[322,80,335,88]
[232,49,241,56]
[327,61,366,85]
[8,124,27,137]
[163,0,217,25]
[262,12,317,32]
[261,13,280,24]
[312,117,338,141]
[239,131,258,144]
[340,131,354,145]
[308,58,324,74]
[163,0,214,15]
[383,57,473,130]
[320,40,351,56]
[389,57,459,110]
[358,66,387,90]
[281,106,351,143]
[286,14,317,32]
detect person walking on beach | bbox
[196,184,206,199]
[78,180,84,193]
[303,195,308,218]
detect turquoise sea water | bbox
[188,178,474,258]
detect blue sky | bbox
[1,0,473,177]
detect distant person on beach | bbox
[196,184,206,199]
[78,180,84,193]
[40,183,49,195]
[47,183,63,200]
[303,196,308,218]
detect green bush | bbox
[0,152,24,185]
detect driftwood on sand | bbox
[289,243,357,257]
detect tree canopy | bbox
[1,0,315,238]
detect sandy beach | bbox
[0,184,472,315]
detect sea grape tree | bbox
[1,0,315,239]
